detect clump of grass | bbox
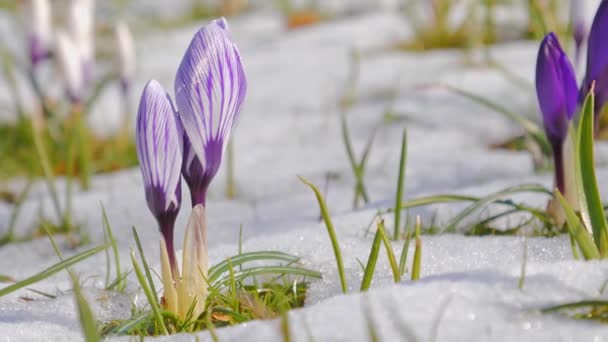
[399,0,498,51]
[0,117,138,183]
[100,229,321,336]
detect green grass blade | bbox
[443,184,551,232]
[555,190,600,259]
[340,114,370,206]
[69,272,100,342]
[130,249,168,335]
[393,129,408,240]
[377,221,401,283]
[360,228,383,291]
[439,84,550,154]
[213,265,321,288]
[208,251,300,283]
[30,120,63,221]
[577,90,608,254]
[102,205,124,292]
[5,179,33,240]
[299,176,348,293]
[106,311,152,335]
[398,224,412,276]
[0,244,109,297]
[411,218,422,281]
[132,227,158,300]
[541,300,608,313]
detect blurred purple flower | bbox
[536,32,578,193]
[27,0,52,67]
[135,80,183,271]
[581,0,608,122]
[174,17,247,207]
[570,0,586,64]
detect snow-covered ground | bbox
[1,4,608,342]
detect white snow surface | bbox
[1,7,608,342]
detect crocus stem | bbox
[553,142,565,195]
[190,191,206,208]
[160,222,178,277]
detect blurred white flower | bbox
[55,30,83,104]
[27,0,52,66]
[114,20,136,93]
[68,0,95,84]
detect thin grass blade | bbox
[299,176,348,293]
[0,244,108,297]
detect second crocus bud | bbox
[581,0,608,126]
[536,32,578,192]
[135,80,183,272]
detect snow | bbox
[1,3,608,342]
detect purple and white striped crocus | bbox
[135,80,183,272]
[175,17,247,207]
[535,33,578,194]
[581,0,608,127]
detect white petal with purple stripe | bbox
[136,80,183,212]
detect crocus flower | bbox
[114,20,136,95]
[68,0,95,87]
[135,80,183,272]
[581,0,608,124]
[55,30,84,104]
[27,0,51,67]
[536,32,578,194]
[174,17,247,207]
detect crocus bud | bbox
[68,0,95,87]
[581,0,608,123]
[535,32,578,194]
[174,17,247,207]
[135,80,183,271]
[114,20,135,95]
[55,30,84,104]
[27,0,52,67]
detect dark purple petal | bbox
[174,17,247,204]
[181,134,222,206]
[581,0,608,111]
[135,80,183,225]
[535,33,578,147]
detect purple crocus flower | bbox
[174,17,247,207]
[535,32,578,193]
[135,80,183,272]
[580,0,608,124]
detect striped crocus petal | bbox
[135,80,183,266]
[174,17,247,206]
